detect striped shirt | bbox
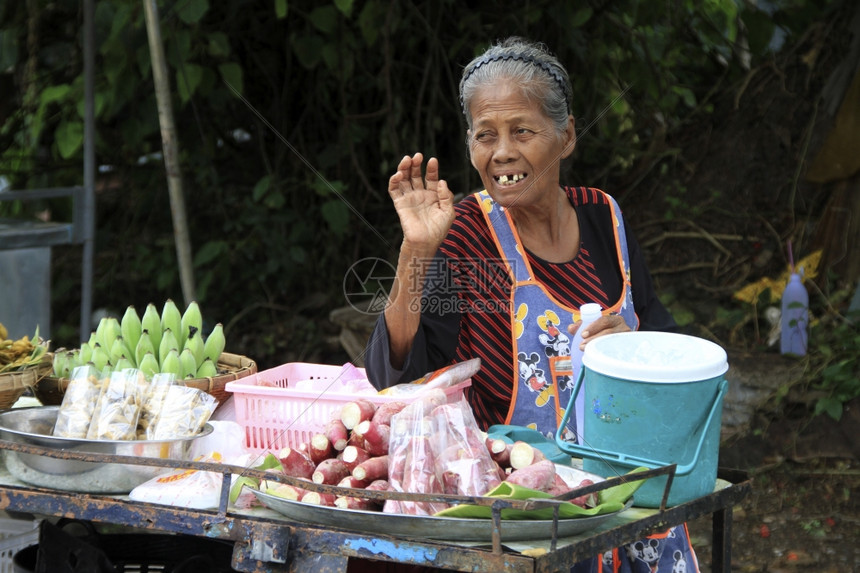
[365,187,676,430]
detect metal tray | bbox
[252,466,633,542]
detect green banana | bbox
[115,356,134,372]
[203,323,225,364]
[135,330,155,366]
[94,317,108,349]
[196,357,218,378]
[78,342,93,365]
[138,352,159,378]
[66,349,82,373]
[184,329,204,368]
[159,328,179,364]
[102,317,121,356]
[109,336,133,366]
[120,305,142,352]
[52,351,68,378]
[141,303,162,354]
[180,301,203,349]
[159,348,182,380]
[160,300,182,349]
[91,343,110,372]
[179,347,198,379]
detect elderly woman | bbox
[364,37,692,572]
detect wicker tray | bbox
[32,352,257,407]
[0,358,53,410]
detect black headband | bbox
[460,52,571,114]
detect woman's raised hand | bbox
[388,153,455,253]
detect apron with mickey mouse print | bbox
[478,189,700,573]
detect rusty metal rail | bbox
[0,439,751,572]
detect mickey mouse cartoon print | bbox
[517,352,549,393]
[537,310,570,357]
[627,538,661,573]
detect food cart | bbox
[0,438,751,573]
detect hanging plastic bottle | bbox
[570,303,603,442]
[780,271,808,356]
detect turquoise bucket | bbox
[556,332,728,507]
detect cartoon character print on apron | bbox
[476,190,637,442]
[478,191,699,573]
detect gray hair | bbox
[459,37,572,135]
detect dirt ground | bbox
[685,398,860,573]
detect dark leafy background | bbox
[2,1,858,569]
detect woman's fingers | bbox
[389,153,444,198]
[424,157,439,193]
[409,153,425,189]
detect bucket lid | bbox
[582,331,728,382]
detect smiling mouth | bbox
[494,173,527,186]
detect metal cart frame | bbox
[0,442,751,573]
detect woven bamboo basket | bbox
[33,352,257,407]
[0,357,53,410]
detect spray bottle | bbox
[780,241,809,357]
[569,303,603,442]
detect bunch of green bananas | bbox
[0,324,50,374]
[52,300,226,380]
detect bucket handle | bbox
[555,372,728,476]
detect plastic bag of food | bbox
[430,398,503,498]
[384,388,498,515]
[146,385,217,440]
[135,372,177,439]
[86,368,144,440]
[52,365,106,438]
[377,358,479,398]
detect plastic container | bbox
[556,331,728,507]
[0,517,40,573]
[569,303,603,443]
[225,363,471,453]
[780,272,809,356]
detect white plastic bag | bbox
[128,449,257,510]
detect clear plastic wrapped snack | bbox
[52,365,106,438]
[136,372,177,439]
[147,385,217,440]
[86,368,144,441]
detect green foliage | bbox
[808,306,860,421]
[0,0,834,361]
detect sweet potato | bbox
[341,445,372,472]
[372,401,407,426]
[354,419,390,456]
[337,475,370,489]
[366,479,390,491]
[509,440,546,470]
[569,478,597,508]
[324,419,349,451]
[340,398,377,430]
[308,432,334,464]
[547,473,571,497]
[312,458,351,485]
[301,490,336,506]
[352,455,390,482]
[277,447,316,480]
[334,495,379,510]
[485,437,512,467]
[504,459,557,492]
[264,482,307,501]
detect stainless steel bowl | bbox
[0,406,214,494]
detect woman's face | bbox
[468,80,575,210]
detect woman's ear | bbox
[561,115,576,159]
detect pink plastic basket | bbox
[224,362,471,454]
